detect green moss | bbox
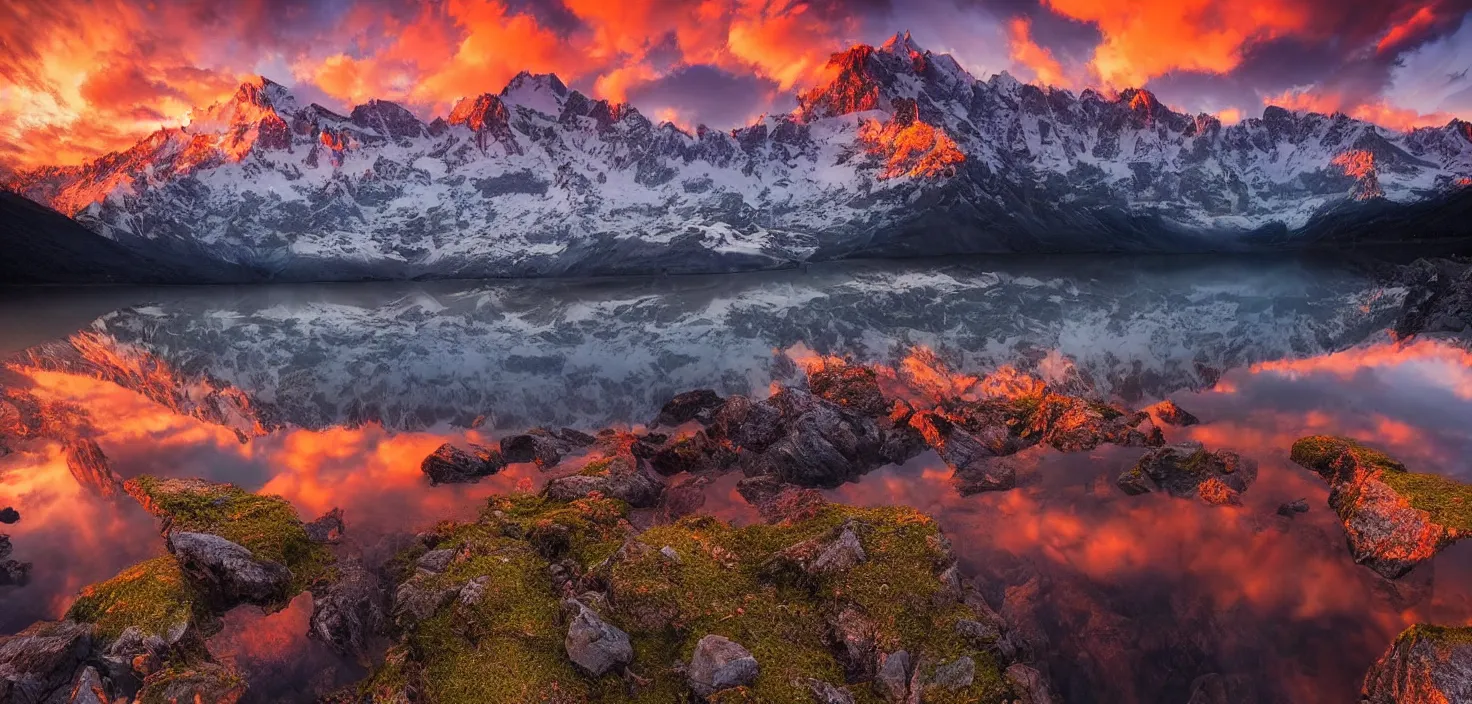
[1400,624,1472,647]
[65,556,210,642]
[579,457,615,477]
[126,476,334,594]
[1379,471,1472,532]
[1290,436,1471,531]
[137,662,246,704]
[361,498,1009,704]
[1289,436,1407,476]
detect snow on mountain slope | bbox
[5,33,1472,281]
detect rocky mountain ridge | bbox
[5,32,1472,281]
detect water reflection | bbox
[0,257,1469,703]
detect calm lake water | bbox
[2,255,1470,703]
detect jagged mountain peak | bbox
[349,99,426,139]
[879,30,924,57]
[186,75,298,135]
[447,93,510,130]
[500,71,570,116]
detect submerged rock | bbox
[1277,499,1310,517]
[1362,624,1472,704]
[688,634,759,697]
[808,362,890,417]
[501,427,592,468]
[420,442,506,484]
[543,445,664,507]
[1116,442,1257,505]
[648,431,738,475]
[1291,435,1471,579]
[309,557,388,661]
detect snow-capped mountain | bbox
[6,32,1472,280]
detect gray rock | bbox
[458,575,490,606]
[166,531,292,608]
[1277,499,1310,517]
[1005,663,1057,704]
[65,665,109,704]
[931,656,975,690]
[809,527,866,575]
[309,557,388,660]
[825,605,878,681]
[564,599,633,677]
[0,620,94,704]
[416,548,456,574]
[420,443,505,484]
[660,546,682,564]
[688,634,759,697]
[655,389,725,426]
[875,650,911,703]
[798,677,856,704]
[955,618,1002,646]
[304,507,345,544]
[135,660,245,704]
[392,576,456,629]
[99,626,170,689]
[1362,625,1472,704]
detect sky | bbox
[1,0,1471,170]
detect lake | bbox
[2,254,1469,703]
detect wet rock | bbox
[1,506,19,524]
[688,634,759,697]
[659,474,711,522]
[708,395,785,451]
[912,411,1019,494]
[736,476,827,523]
[309,557,388,660]
[1277,499,1310,517]
[543,449,664,508]
[304,507,345,544]
[953,455,1021,495]
[649,431,738,475]
[136,661,245,704]
[0,619,94,703]
[808,362,890,416]
[1117,442,1257,505]
[501,427,590,468]
[876,401,928,465]
[64,439,123,498]
[100,626,169,686]
[1291,435,1471,579]
[564,598,633,676]
[1005,663,1057,704]
[655,389,726,426]
[1150,399,1200,426]
[420,442,506,484]
[1361,624,1472,704]
[166,531,292,609]
[1025,393,1143,453]
[798,677,857,704]
[931,655,975,690]
[876,650,912,702]
[1144,423,1166,447]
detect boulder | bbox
[420,442,505,484]
[1362,624,1472,704]
[500,427,591,468]
[1291,436,1471,579]
[708,395,785,451]
[1024,393,1145,453]
[824,605,878,681]
[763,393,883,487]
[391,574,456,629]
[99,626,170,689]
[688,634,759,697]
[736,476,827,524]
[65,665,110,704]
[1117,442,1257,505]
[931,655,975,690]
[763,523,868,580]
[1276,499,1310,517]
[166,531,292,609]
[659,474,711,522]
[543,449,664,508]
[63,439,122,498]
[309,557,388,660]
[564,599,633,677]
[136,661,245,704]
[648,431,738,475]
[808,362,890,417]
[953,455,1021,495]
[0,620,94,704]
[1150,399,1200,426]
[655,389,726,426]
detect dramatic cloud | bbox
[1,0,1468,170]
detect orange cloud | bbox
[1377,4,1441,54]
[1006,17,1073,89]
[1040,0,1312,87]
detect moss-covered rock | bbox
[1290,436,1471,579]
[65,556,209,643]
[1361,624,1472,704]
[124,476,334,594]
[360,495,1018,704]
[137,661,246,704]
[1116,442,1257,505]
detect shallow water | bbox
[1,255,1469,703]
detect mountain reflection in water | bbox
[1,256,1470,703]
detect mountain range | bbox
[4,32,1472,283]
